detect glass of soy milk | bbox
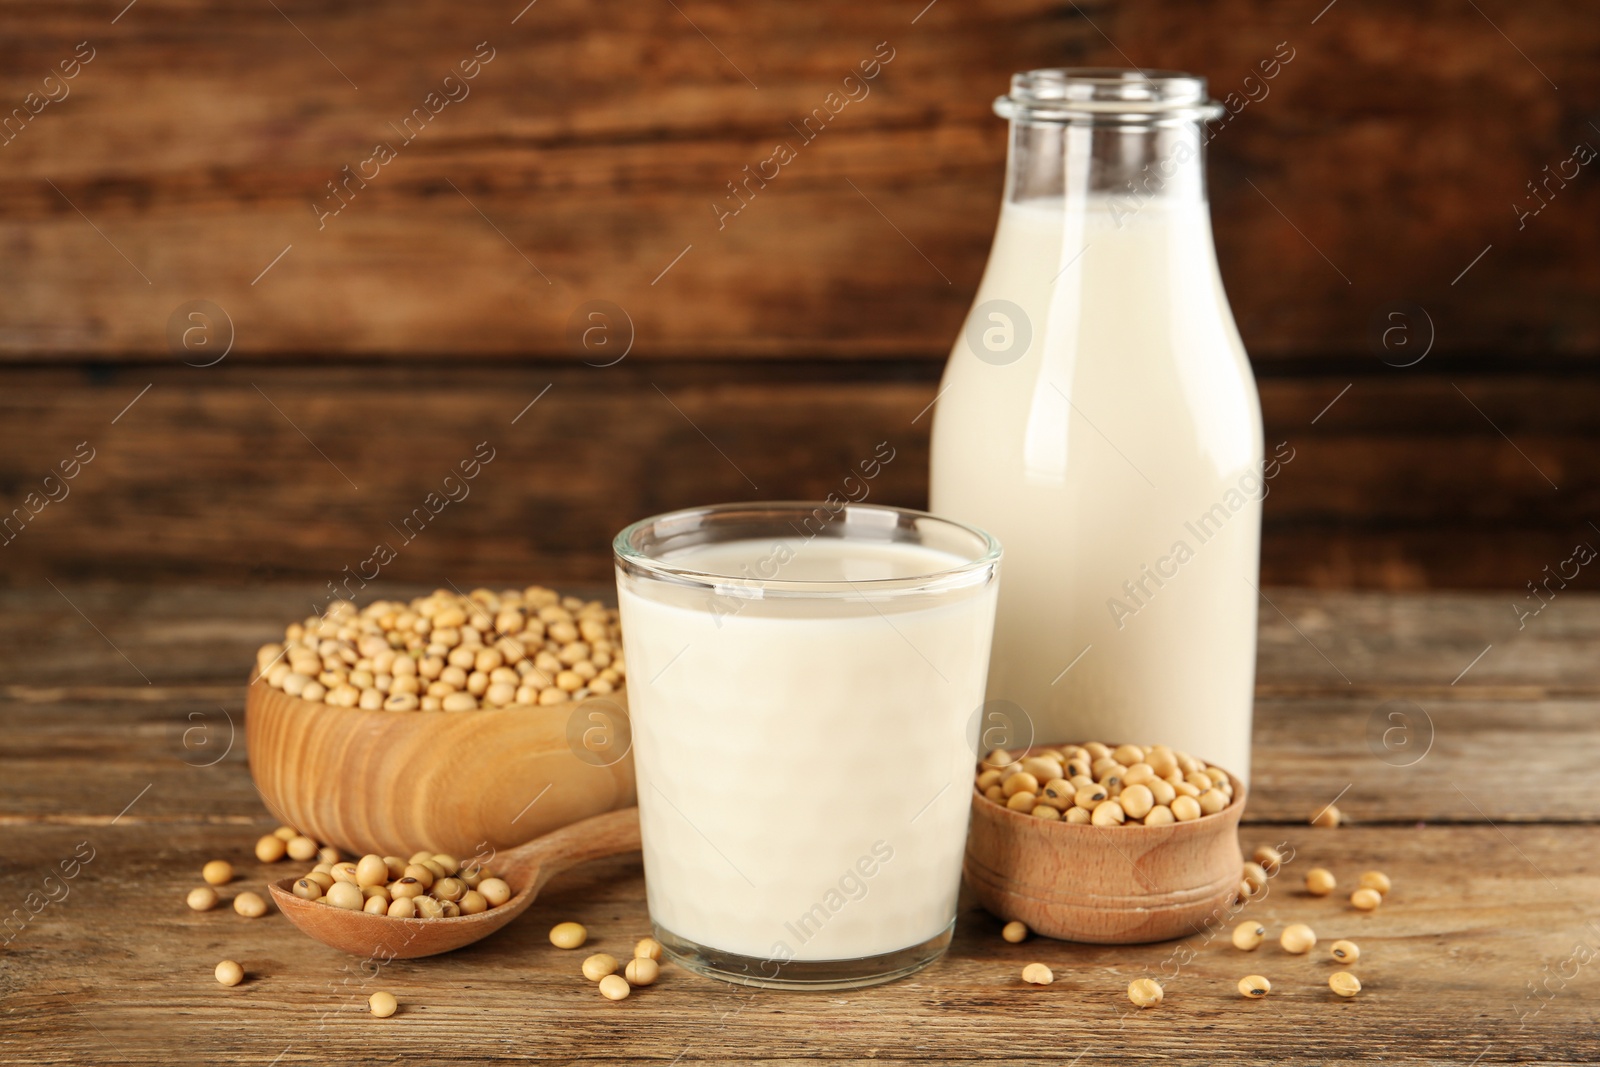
[614,502,1000,988]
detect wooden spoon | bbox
[267,807,641,959]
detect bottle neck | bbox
[1005,119,1209,220]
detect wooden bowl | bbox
[245,677,636,858]
[963,758,1246,944]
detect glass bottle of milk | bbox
[930,69,1263,779]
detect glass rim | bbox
[612,501,1002,600]
[995,67,1224,124]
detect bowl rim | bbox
[971,745,1247,833]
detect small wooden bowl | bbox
[964,758,1246,944]
[245,677,636,858]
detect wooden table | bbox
[4,585,1598,1065]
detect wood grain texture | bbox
[6,586,1600,827]
[0,0,1594,360]
[0,363,936,585]
[244,680,637,858]
[1,822,1596,1065]
[6,584,1596,692]
[13,689,1599,827]
[1,363,1596,589]
[0,0,1594,592]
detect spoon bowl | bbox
[268,807,641,958]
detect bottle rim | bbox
[994,68,1224,124]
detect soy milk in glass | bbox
[615,503,999,988]
[931,70,1263,779]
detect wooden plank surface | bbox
[0,0,1595,360]
[4,585,1600,1064]
[0,826,1593,1065]
[2,364,1596,589]
[4,585,1598,691]
[9,691,1600,826]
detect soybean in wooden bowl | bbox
[963,744,1246,944]
[245,588,636,858]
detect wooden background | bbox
[1,0,1597,589]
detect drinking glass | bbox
[614,501,1001,988]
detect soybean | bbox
[977,742,1236,825]
[1238,975,1271,998]
[259,588,627,713]
[1280,923,1316,954]
[1120,784,1155,820]
[1242,862,1268,892]
[255,835,288,863]
[1231,922,1265,951]
[1329,971,1362,997]
[325,882,364,911]
[550,921,588,949]
[215,960,245,987]
[187,886,220,912]
[202,860,234,886]
[356,854,389,887]
[1001,920,1029,944]
[1331,939,1360,962]
[583,953,619,981]
[1127,978,1164,1008]
[390,877,425,900]
[1021,963,1054,985]
[1004,773,1040,798]
[1091,800,1126,827]
[233,892,267,918]
[625,957,660,986]
[1252,845,1284,875]
[1359,870,1392,896]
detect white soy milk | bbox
[931,197,1262,778]
[617,538,997,962]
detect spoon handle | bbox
[508,807,641,893]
